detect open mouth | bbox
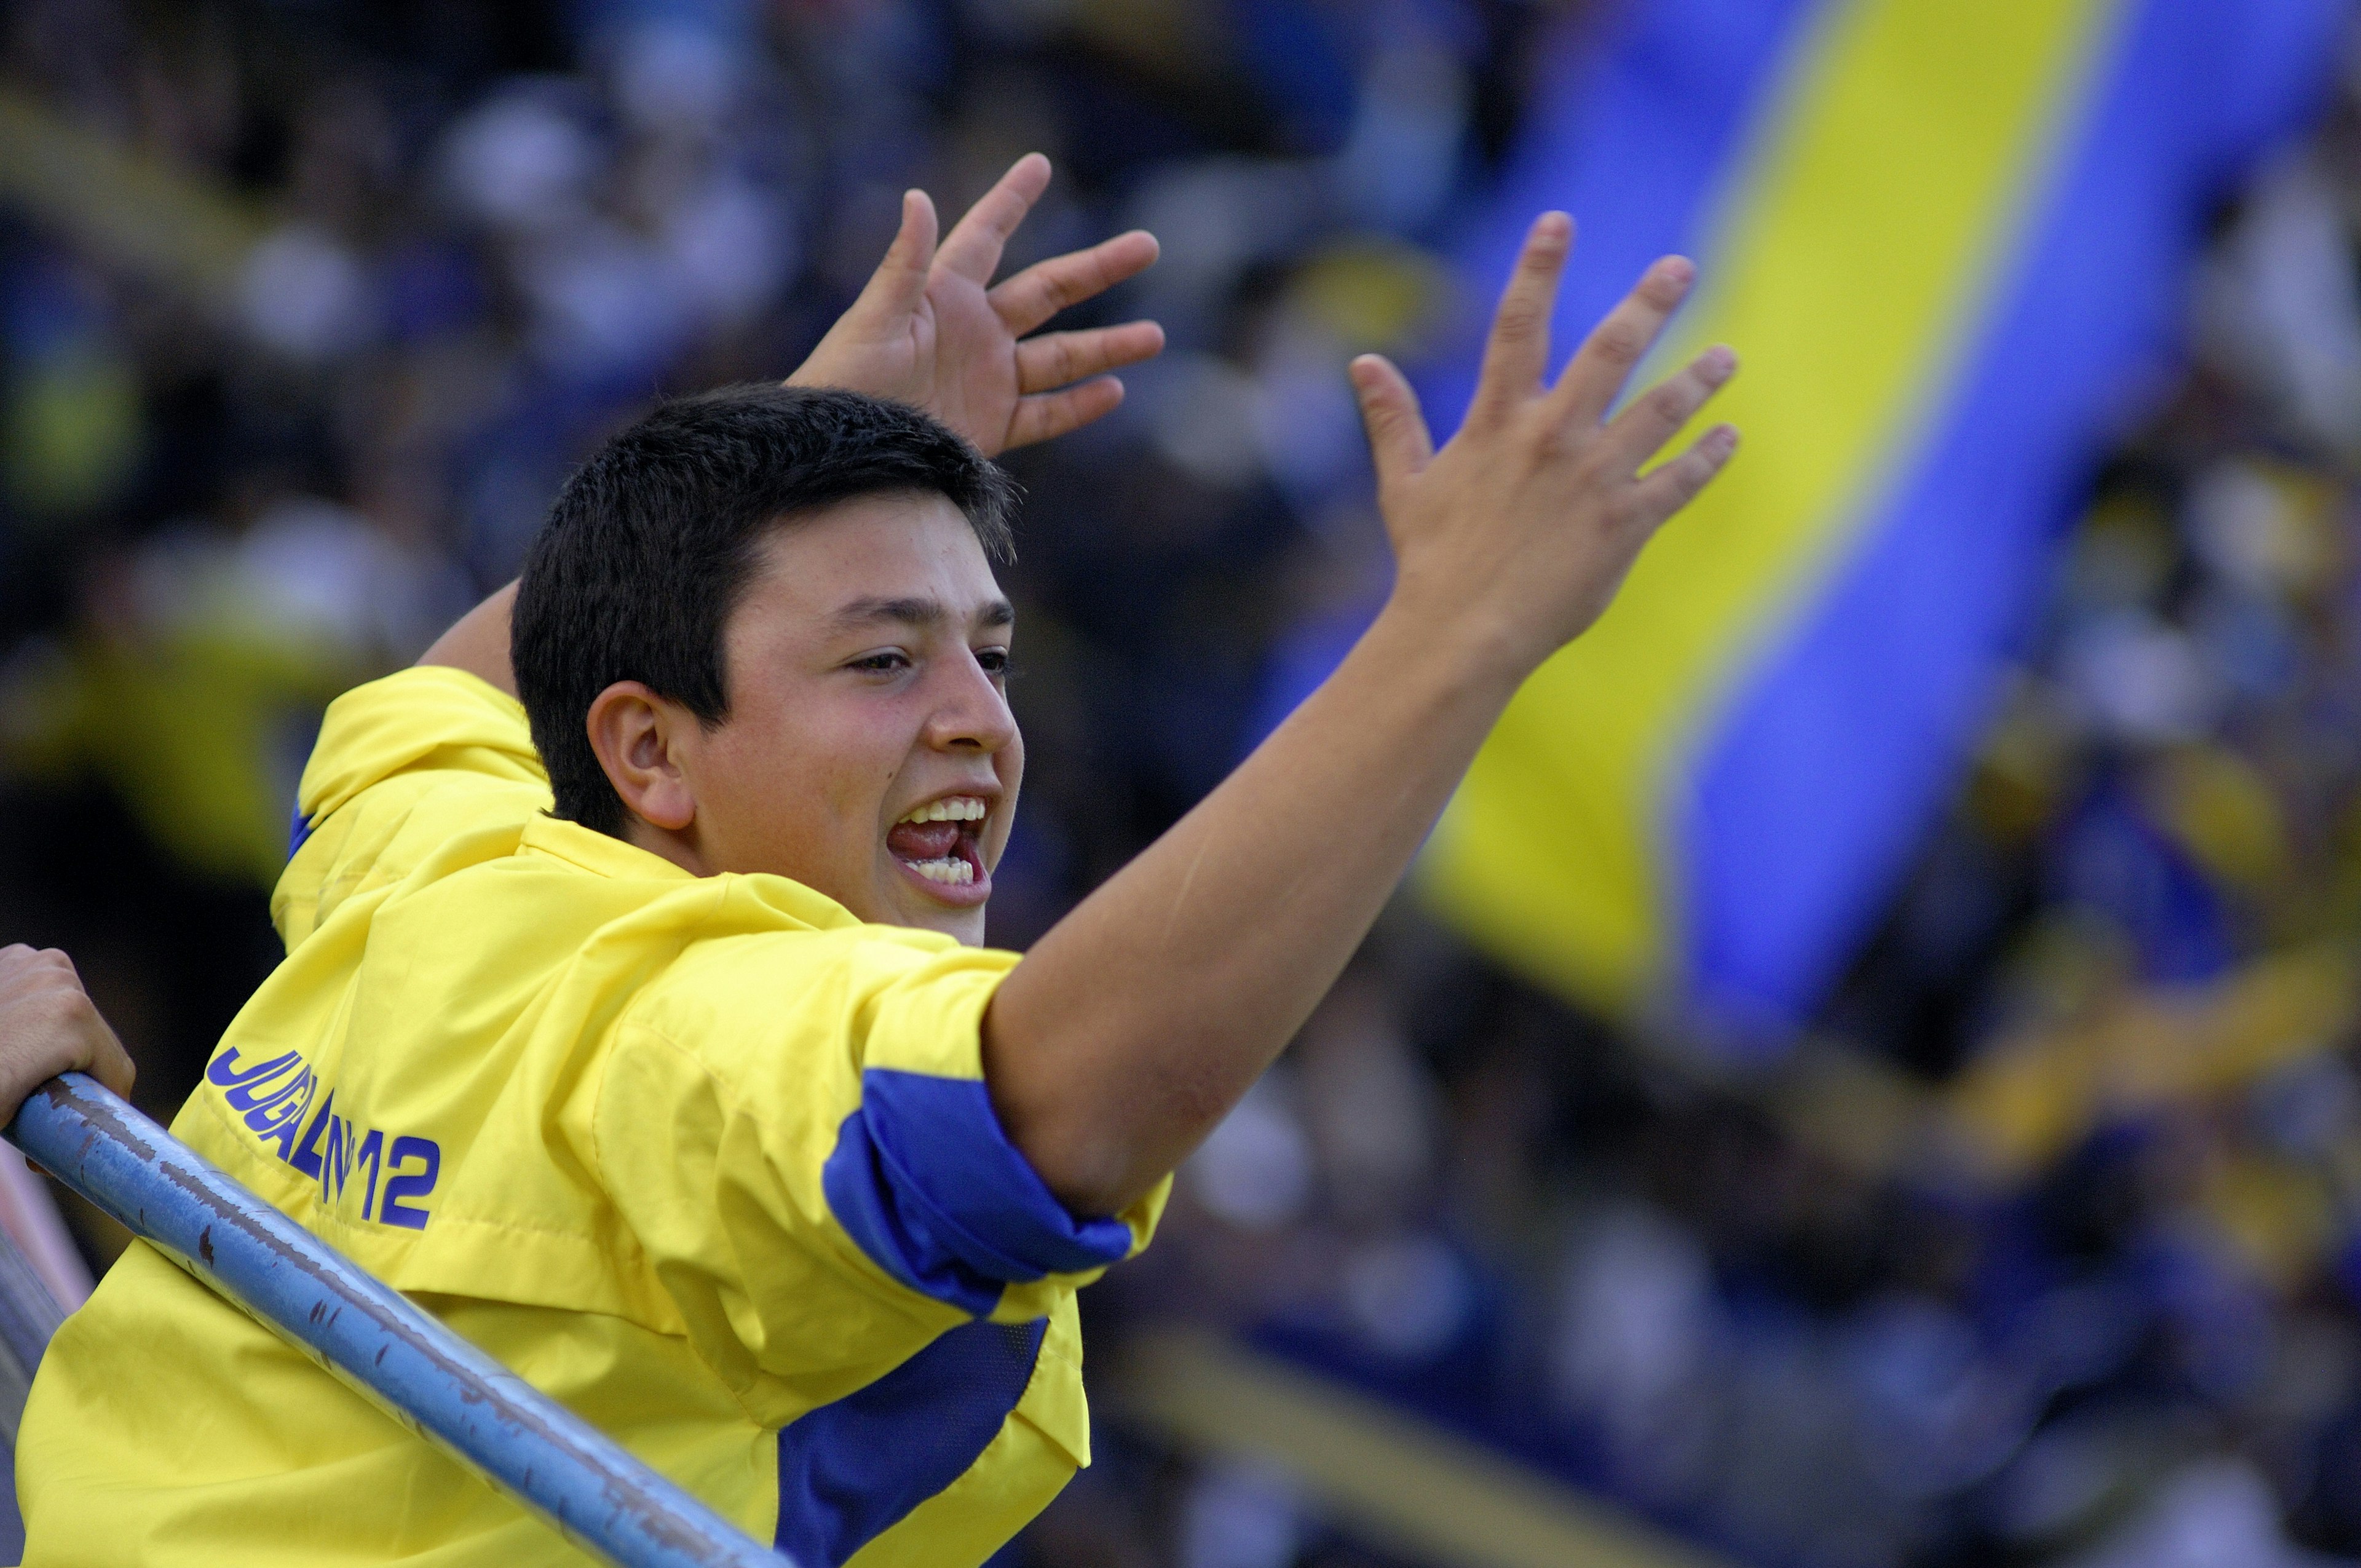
[886,794,992,903]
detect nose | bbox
[922,651,1019,755]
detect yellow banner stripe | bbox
[1421,0,2120,1013]
[1113,1329,1738,1568]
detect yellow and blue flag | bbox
[1403,0,2344,1045]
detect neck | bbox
[621,815,712,878]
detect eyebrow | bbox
[831,595,1014,632]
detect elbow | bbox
[981,989,1176,1219]
[1011,1117,1147,1221]
[989,1063,1227,1219]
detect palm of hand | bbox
[1352,215,1739,671]
[903,272,1023,456]
[788,159,1162,460]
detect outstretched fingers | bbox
[1005,378,1130,451]
[1598,345,1738,476]
[1631,423,1741,525]
[991,229,1161,338]
[1016,321,1167,395]
[1351,354,1436,487]
[1549,257,1696,430]
[936,152,1053,285]
[1469,212,1575,422]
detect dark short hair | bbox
[512,384,1016,836]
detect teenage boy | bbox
[16,153,1736,1566]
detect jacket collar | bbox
[516,813,695,882]
[515,812,866,932]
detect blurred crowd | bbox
[10,3,2361,1568]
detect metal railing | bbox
[6,1072,788,1568]
[0,1205,61,1559]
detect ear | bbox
[585,681,698,833]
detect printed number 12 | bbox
[354,1130,384,1221]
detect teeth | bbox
[904,855,975,885]
[898,796,986,826]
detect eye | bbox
[848,651,911,675]
[975,647,1013,679]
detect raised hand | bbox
[787,153,1165,457]
[1350,212,1738,674]
[979,220,1742,1216]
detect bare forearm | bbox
[983,222,1738,1218]
[417,582,518,695]
[983,604,1522,1213]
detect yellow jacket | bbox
[20,666,1163,1566]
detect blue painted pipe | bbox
[7,1074,788,1568]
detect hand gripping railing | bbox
[7,1073,788,1568]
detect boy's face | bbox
[673,490,1022,944]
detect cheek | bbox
[984,727,1025,863]
[703,710,845,847]
[741,697,913,846]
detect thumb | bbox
[1350,355,1434,488]
[848,189,939,328]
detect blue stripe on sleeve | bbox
[287,802,315,860]
[774,1318,1046,1568]
[822,1069,1135,1318]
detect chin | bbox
[883,896,987,945]
[939,906,990,946]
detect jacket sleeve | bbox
[592,929,1167,1420]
